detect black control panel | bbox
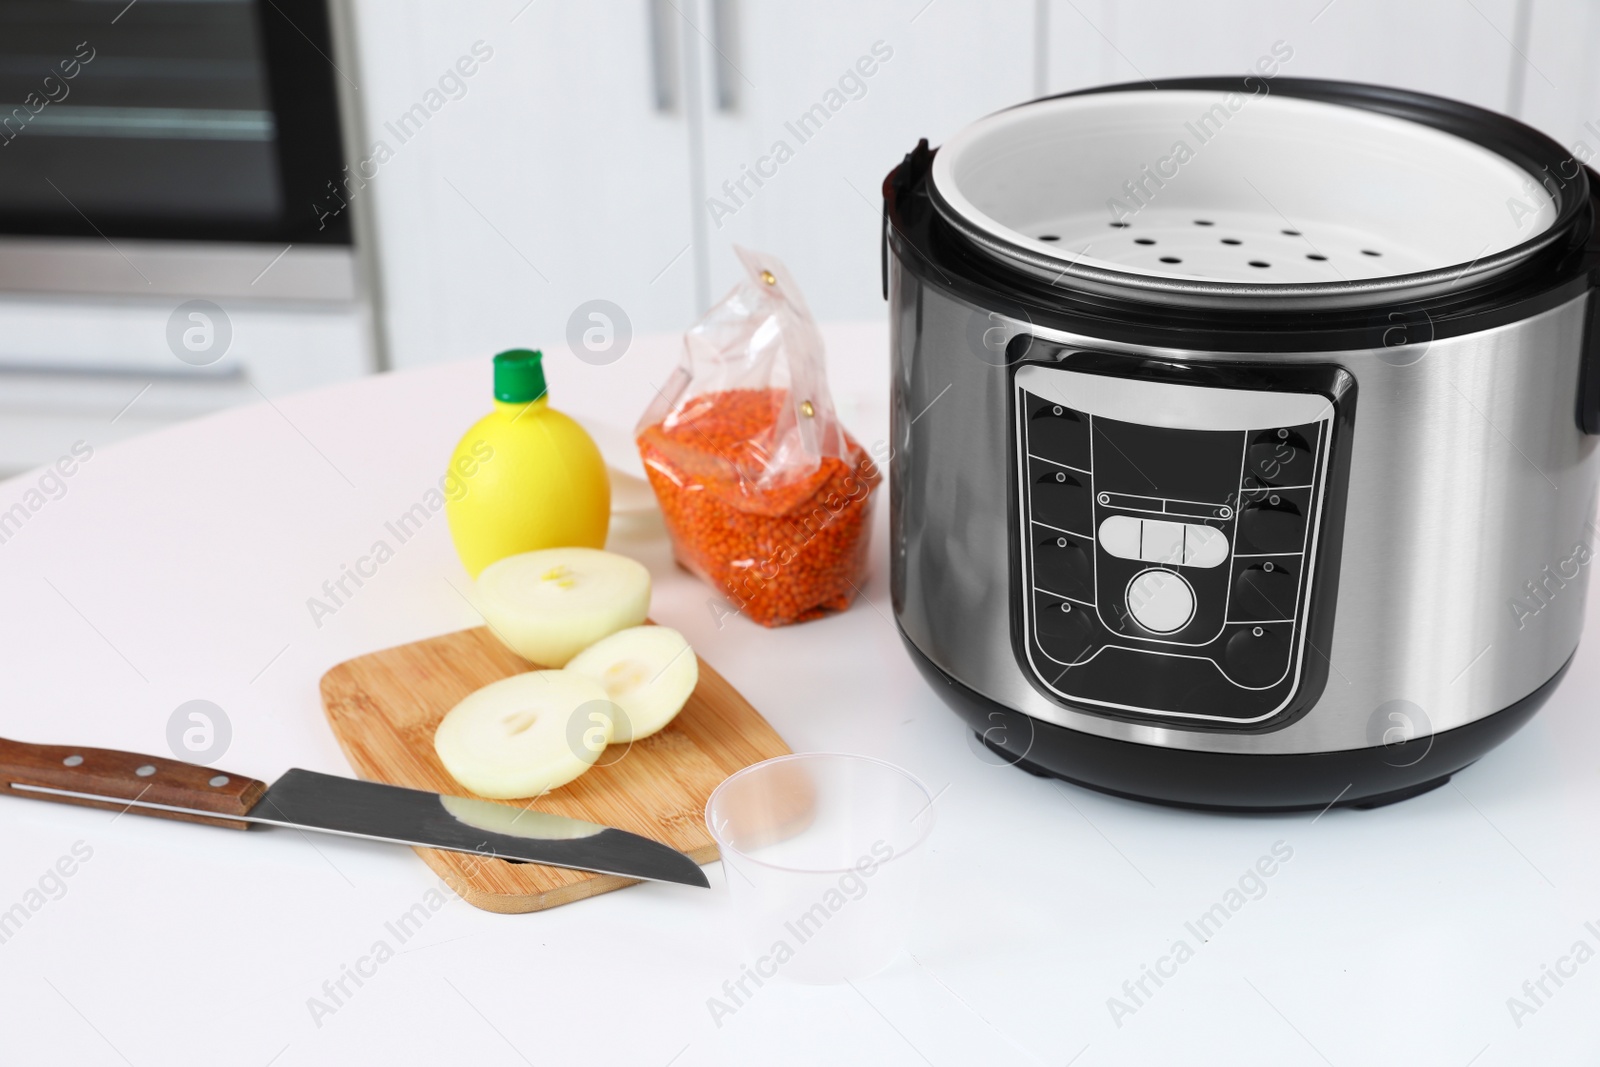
[1012,359,1349,727]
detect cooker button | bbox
[1232,561,1297,620]
[1027,400,1091,466]
[1224,625,1289,687]
[1238,495,1304,553]
[1034,530,1094,601]
[1031,464,1092,532]
[1125,568,1194,635]
[1246,428,1313,487]
[1097,515,1141,560]
[1138,519,1185,565]
[1036,595,1096,660]
[1181,524,1230,568]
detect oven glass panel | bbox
[0,0,345,243]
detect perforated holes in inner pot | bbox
[929,89,1559,301]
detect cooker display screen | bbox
[1091,418,1243,503]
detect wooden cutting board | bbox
[320,626,789,913]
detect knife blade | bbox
[0,737,708,889]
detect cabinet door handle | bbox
[648,0,678,112]
[709,0,738,112]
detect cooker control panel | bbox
[1012,361,1343,727]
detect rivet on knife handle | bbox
[0,737,267,830]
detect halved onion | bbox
[434,670,617,798]
[473,547,650,666]
[565,625,697,742]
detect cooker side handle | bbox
[882,138,934,301]
[1577,179,1600,435]
[880,153,898,301]
[1582,288,1600,434]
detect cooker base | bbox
[971,732,1460,810]
[905,633,1567,811]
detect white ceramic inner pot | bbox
[930,89,1556,289]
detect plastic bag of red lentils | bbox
[635,246,880,627]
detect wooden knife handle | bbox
[0,737,267,830]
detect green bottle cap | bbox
[493,348,547,404]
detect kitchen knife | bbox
[0,737,709,888]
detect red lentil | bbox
[637,387,880,627]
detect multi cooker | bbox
[883,77,1600,810]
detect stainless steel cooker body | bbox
[890,273,1597,752]
[884,78,1600,808]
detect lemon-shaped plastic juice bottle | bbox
[446,349,610,576]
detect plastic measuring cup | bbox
[704,753,935,984]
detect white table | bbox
[1,322,1597,1067]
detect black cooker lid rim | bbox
[927,76,1590,312]
[886,179,1599,354]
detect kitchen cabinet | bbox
[346,0,699,372]
[348,0,1042,367]
[1041,0,1527,114]
[346,0,1595,373]
[0,301,368,476]
[688,0,1037,323]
